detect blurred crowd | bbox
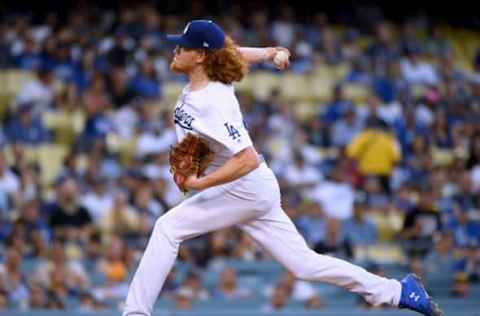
[0,2,480,312]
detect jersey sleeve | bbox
[194,86,253,154]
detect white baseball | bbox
[273,50,289,66]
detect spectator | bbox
[5,102,51,145]
[321,84,354,125]
[282,151,322,193]
[306,162,355,220]
[451,272,469,297]
[295,201,327,247]
[232,232,262,261]
[28,282,49,309]
[17,163,40,202]
[34,240,89,293]
[271,5,295,48]
[347,116,401,192]
[424,231,457,274]
[13,199,50,249]
[136,121,176,158]
[467,132,480,191]
[45,177,92,240]
[264,271,321,308]
[161,267,180,299]
[342,199,378,260]
[173,287,193,310]
[319,28,343,65]
[49,42,77,83]
[213,267,251,300]
[314,218,348,256]
[429,109,453,149]
[366,21,399,67]
[401,186,442,258]
[331,108,364,147]
[13,36,42,70]
[57,152,82,181]
[15,67,56,116]
[178,271,210,301]
[80,74,113,147]
[454,241,480,283]
[0,23,9,67]
[400,43,439,86]
[449,207,480,249]
[262,284,289,312]
[81,176,114,223]
[129,58,161,99]
[0,293,6,310]
[107,31,131,68]
[73,46,98,92]
[364,177,390,211]
[0,152,20,213]
[45,266,70,309]
[78,292,104,311]
[99,191,140,242]
[107,67,136,109]
[132,184,164,227]
[0,247,29,309]
[92,237,130,304]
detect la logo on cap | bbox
[203,41,210,48]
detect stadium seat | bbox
[36,144,69,186]
[342,83,369,104]
[410,84,425,99]
[234,75,254,94]
[249,72,280,101]
[42,110,85,146]
[331,63,350,82]
[309,73,334,102]
[357,36,373,50]
[0,93,12,120]
[106,133,138,165]
[4,69,35,96]
[163,81,185,104]
[291,101,318,122]
[279,74,311,101]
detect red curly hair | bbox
[203,36,248,84]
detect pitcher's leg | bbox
[123,186,265,316]
[123,218,179,316]
[241,207,401,307]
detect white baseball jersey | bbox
[173,81,253,168]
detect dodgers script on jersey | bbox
[173,81,253,168]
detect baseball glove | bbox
[169,133,214,192]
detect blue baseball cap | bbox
[166,20,225,50]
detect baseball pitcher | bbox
[123,20,442,316]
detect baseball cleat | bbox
[399,273,444,316]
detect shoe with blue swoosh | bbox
[399,274,443,316]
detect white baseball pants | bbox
[123,163,401,316]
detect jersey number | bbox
[224,122,241,140]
